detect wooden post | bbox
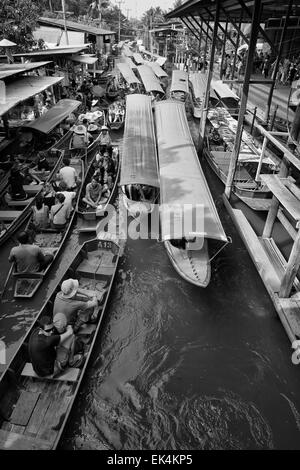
[224,0,262,199]
[220,19,228,79]
[230,9,243,89]
[279,228,300,298]
[203,22,209,72]
[255,135,268,182]
[250,106,257,135]
[263,0,293,123]
[262,195,279,238]
[198,0,220,154]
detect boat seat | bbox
[0,429,51,450]
[21,363,80,382]
[0,211,22,221]
[6,198,33,207]
[23,185,43,195]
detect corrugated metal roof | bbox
[0,62,51,79]
[39,17,115,35]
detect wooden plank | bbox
[260,175,300,221]
[25,387,54,437]
[0,429,51,450]
[10,391,41,426]
[37,394,72,443]
[77,324,97,336]
[0,211,22,221]
[6,198,33,207]
[21,363,80,382]
[23,185,43,195]
[277,298,300,337]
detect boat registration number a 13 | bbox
[98,240,112,250]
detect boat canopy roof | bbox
[137,65,164,94]
[170,70,189,94]
[154,100,227,242]
[149,62,168,78]
[116,63,141,85]
[22,99,81,134]
[122,45,134,57]
[133,53,144,65]
[189,72,207,99]
[120,94,159,188]
[212,80,239,101]
[125,57,137,69]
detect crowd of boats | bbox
[0,42,283,449]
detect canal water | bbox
[0,126,300,450]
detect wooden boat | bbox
[77,144,120,233]
[136,65,165,101]
[204,106,278,211]
[132,52,144,66]
[0,153,64,247]
[211,80,240,117]
[189,72,207,118]
[0,235,120,450]
[107,100,125,130]
[154,100,228,287]
[12,155,86,299]
[120,94,159,217]
[116,63,142,94]
[170,70,189,102]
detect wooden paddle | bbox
[0,264,14,302]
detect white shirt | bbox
[58,191,76,208]
[59,166,77,189]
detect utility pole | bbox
[61,0,69,45]
[116,0,124,43]
[126,8,131,20]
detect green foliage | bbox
[141,7,166,28]
[0,0,42,52]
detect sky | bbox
[113,0,176,19]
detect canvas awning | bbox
[133,53,144,65]
[71,54,98,65]
[120,94,159,188]
[148,62,168,78]
[122,45,134,57]
[189,72,207,99]
[156,56,167,66]
[212,80,239,101]
[21,99,81,134]
[116,63,140,85]
[154,100,227,242]
[125,57,137,69]
[0,75,64,116]
[170,70,189,94]
[137,65,164,94]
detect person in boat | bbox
[31,195,50,230]
[53,278,99,333]
[88,120,100,134]
[8,231,54,273]
[50,193,71,230]
[209,127,221,145]
[58,158,79,190]
[98,125,112,154]
[71,124,93,149]
[22,167,35,185]
[57,180,77,209]
[21,106,34,121]
[7,167,27,201]
[28,315,74,378]
[82,176,104,209]
[103,173,114,199]
[0,155,15,172]
[36,152,50,172]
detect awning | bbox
[120,94,159,188]
[0,75,64,116]
[133,53,144,65]
[21,99,81,134]
[156,56,167,66]
[122,45,134,57]
[148,62,168,78]
[212,80,239,101]
[154,100,227,242]
[137,65,164,94]
[189,72,207,99]
[125,57,137,69]
[170,70,189,94]
[116,63,140,85]
[71,54,98,65]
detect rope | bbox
[208,237,232,263]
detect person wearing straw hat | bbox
[71,124,93,149]
[99,125,112,154]
[28,316,74,377]
[53,278,99,332]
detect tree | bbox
[141,7,166,29]
[173,0,183,9]
[0,0,42,52]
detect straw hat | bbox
[53,312,67,333]
[92,110,103,119]
[85,112,94,121]
[61,278,79,298]
[101,125,109,131]
[78,114,86,121]
[88,123,98,132]
[74,125,86,135]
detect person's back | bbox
[59,159,77,189]
[32,204,49,229]
[28,325,60,377]
[9,243,43,272]
[71,133,87,148]
[50,193,71,228]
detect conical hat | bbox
[291,89,300,106]
[0,39,16,47]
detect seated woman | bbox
[22,167,36,185]
[83,176,106,209]
[50,193,71,230]
[102,173,114,199]
[36,152,50,172]
[31,195,50,230]
[7,168,27,201]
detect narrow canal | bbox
[0,127,300,450]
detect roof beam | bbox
[219,4,249,46]
[189,14,212,42]
[203,7,237,49]
[180,17,201,42]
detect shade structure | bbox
[122,45,134,57]
[170,70,189,94]
[154,100,227,242]
[189,72,207,99]
[133,53,144,65]
[0,75,64,116]
[120,94,159,188]
[71,54,98,65]
[21,99,81,134]
[0,39,16,47]
[125,57,137,69]
[116,63,140,85]
[137,65,164,94]
[156,56,167,66]
[211,80,239,101]
[148,62,168,78]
